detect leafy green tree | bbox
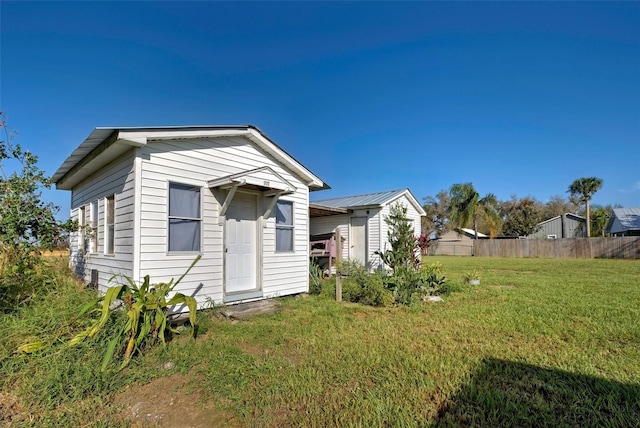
[448,182,501,238]
[568,177,603,237]
[1,114,76,308]
[588,205,612,237]
[499,195,544,237]
[422,190,450,237]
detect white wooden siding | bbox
[310,194,423,271]
[69,152,136,289]
[138,137,310,307]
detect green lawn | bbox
[2,256,639,426]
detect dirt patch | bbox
[0,392,28,425]
[113,373,236,428]
[238,341,270,357]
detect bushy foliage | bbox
[309,260,395,307]
[422,190,451,237]
[0,114,76,310]
[499,196,543,237]
[383,263,447,305]
[339,260,394,307]
[69,256,201,370]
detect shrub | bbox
[383,262,447,305]
[342,260,393,307]
[375,203,421,272]
[69,256,201,370]
[0,115,76,311]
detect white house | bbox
[309,189,425,270]
[53,126,326,307]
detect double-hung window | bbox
[105,195,115,255]
[275,200,294,252]
[168,183,201,252]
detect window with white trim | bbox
[105,195,115,255]
[89,201,98,253]
[79,206,87,252]
[168,183,201,252]
[275,200,294,252]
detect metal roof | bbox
[537,212,585,226]
[459,228,488,238]
[607,208,640,233]
[312,189,409,208]
[311,188,426,215]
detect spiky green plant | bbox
[69,256,201,370]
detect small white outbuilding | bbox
[309,189,425,270]
[53,126,326,307]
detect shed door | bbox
[350,217,368,266]
[225,193,258,294]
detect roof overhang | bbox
[309,203,350,217]
[207,166,295,196]
[388,189,427,216]
[54,126,327,191]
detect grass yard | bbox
[1,256,639,426]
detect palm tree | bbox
[567,177,603,237]
[448,182,501,239]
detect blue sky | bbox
[2,1,639,219]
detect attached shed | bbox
[606,208,640,237]
[309,189,425,270]
[53,126,326,308]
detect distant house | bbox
[527,213,586,239]
[309,189,425,270]
[606,208,640,237]
[430,228,487,256]
[53,125,326,308]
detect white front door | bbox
[350,217,368,266]
[225,192,258,294]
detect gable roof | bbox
[606,208,640,233]
[53,125,327,191]
[311,189,426,215]
[537,212,585,226]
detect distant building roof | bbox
[606,208,640,234]
[459,228,487,238]
[311,189,426,215]
[537,213,585,226]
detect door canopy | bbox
[208,166,296,223]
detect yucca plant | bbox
[70,255,201,370]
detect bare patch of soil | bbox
[113,373,236,428]
[0,392,28,425]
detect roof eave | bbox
[54,125,328,191]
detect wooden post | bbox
[335,229,342,302]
